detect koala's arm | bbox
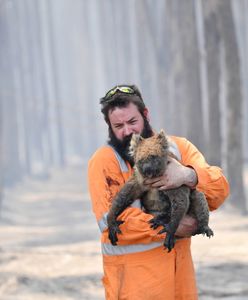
[107,176,144,222]
[88,147,164,246]
[172,136,230,211]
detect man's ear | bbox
[143,108,150,122]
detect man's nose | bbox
[123,125,133,137]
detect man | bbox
[88,84,229,300]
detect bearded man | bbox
[88,84,229,300]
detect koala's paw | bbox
[196,225,214,238]
[203,226,214,238]
[108,220,124,245]
[164,233,175,252]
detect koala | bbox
[107,130,213,252]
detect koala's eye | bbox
[148,155,156,160]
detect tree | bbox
[202,0,222,166]
[0,82,3,212]
[2,3,22,183]
[217,0,247,212]
[46,0,66,167]
[176,0,205,151]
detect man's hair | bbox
[100,84,146,124]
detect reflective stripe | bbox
[107,140,181,170]
[131,199,142,209]
[97,200,142,233]
[102,241,163,256]
[98,212,108,232]
[168,140,182,161]
[107,145,129,172]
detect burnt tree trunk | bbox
[217,0,247,212]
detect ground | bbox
[0,164,248,300]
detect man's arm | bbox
[144,136,229,210]
[88,147,165,246]
[143,136,229,237]
[177,137,230,211]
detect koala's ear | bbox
[158,129,168,148]
[129,134,143,156]
[158,129,166,139]
[131,133,143,145]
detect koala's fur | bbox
[107,130,213,252]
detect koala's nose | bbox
[142,163,154,177]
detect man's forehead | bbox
[108,103,140,120]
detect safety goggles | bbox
[101,86,136,104]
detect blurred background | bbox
[0,0,248,299]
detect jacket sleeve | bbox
[87,148,164,246]
[175,137,230,211]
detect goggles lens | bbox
[103,86,135,102]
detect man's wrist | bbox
[183,166,198,188]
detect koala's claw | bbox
[204,227,214,238]
[164,233,175,252]
[149,217,165,230]
[108,220,124,245]
[158,224,170,235]
[196,226,214,238]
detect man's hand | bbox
[144,157,198,190]
[175,215,198,238]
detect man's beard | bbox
[107,118,153,167]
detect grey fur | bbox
[107,131,213,252]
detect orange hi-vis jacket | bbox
[88,136,229,300]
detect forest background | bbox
[0,0,248,299]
